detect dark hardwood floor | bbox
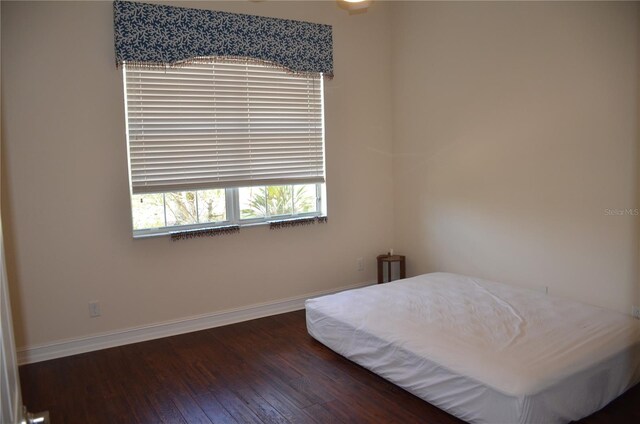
[20,310,640,424]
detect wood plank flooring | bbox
[19,310,640,423]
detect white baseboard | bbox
[17,281,372,365]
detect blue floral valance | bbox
[113,1,333,78]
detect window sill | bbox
[132,214,326,240]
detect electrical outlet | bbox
[632,306,640,320]
[89,301,101,318]
[356,257,364,272]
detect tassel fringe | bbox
[269,216,328,230]
[171,225,240,241]
[169,216,327,239]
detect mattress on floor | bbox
[305,272,640,424]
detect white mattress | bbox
[305,273,640,424]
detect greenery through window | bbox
[132,184,322,234]
[239,185,317,219]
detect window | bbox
[123,61,326,236]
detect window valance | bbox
[113,1,333,78]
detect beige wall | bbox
[391,1,640,313]
[1,1,394,348]
[3,0,639,353]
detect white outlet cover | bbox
[632,306,640,320]
[89,301,101,317]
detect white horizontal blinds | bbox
[124,62,324,194]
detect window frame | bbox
[121,62,328,239]
[130,184,325,238]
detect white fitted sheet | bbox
[305,273,640,424]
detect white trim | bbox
[17,281,373,365]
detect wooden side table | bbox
[377,254,406,284]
